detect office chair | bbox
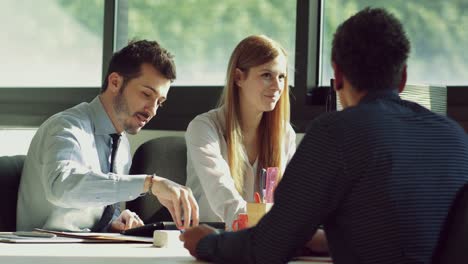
[127,136,187,223]
[432,183,468,264]
[0,155,26,231]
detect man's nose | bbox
[146,101,158,117]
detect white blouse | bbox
[185,107,296,229]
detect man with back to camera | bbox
[180,7,468,264]
[17,40,199,232]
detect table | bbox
[0,243,199,264]
[0,242,331,264]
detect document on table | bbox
[0,232,84,243]
[0,229,153,243]
[34,228,153,243]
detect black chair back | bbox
[0,155,26,231]
[126,136,187,223]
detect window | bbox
[2,0,466,132]
[116,0,297,86]
[320,0,468,86]
[0,0,104,87]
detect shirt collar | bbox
[359,89,400,105]
[89,96,118,136]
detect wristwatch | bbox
[147,174,156,195]
[140,174,155,197]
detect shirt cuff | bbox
[114,174,147,201]
[196,233,219,261]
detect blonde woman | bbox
[185,35,296,228]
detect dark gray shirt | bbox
[196,90,468,264]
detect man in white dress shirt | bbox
[17,40,199,232]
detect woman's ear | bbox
[235,68,244,87]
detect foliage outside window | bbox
[0,0,103,87]
[321,0,468,86]
[120,0,297,86]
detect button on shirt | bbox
[17,96,147,231]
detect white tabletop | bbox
[0,243,198,264]
[0,242,331,264]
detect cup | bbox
[246,202,273,227]
[232,213,249,231]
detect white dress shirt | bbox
[17,96,146,231]
[185,107,296,229]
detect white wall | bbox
[0,128,304,157]
[0,128,37,156]
[0,128,186,156]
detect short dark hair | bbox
[332,7,410,92]
[102,40,176,92]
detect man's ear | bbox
[332,62,344,91]
[107,72,123,93]
[398,65,407,93]
[235,68,244,87]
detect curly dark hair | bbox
[102,39,176,92]
[332,7,410,92]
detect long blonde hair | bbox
[219,35,290,194]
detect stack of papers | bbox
[0,229,153,244]
[0,233,83,243]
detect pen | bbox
[13,231,56,238]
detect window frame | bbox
[0,0,322,132]
[1,0,466,133]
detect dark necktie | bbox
[109,133,121,173]
[91,133,121,232]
